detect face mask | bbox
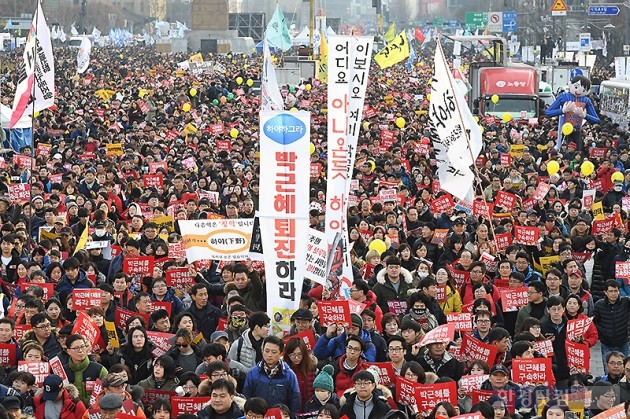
[95,229,106,237]
[315,390,331,403]
[614,185,623,192]
[417,272,429,279]
[230,317,247,329]
[412,308,426,316]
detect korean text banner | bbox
[258,111,310,314]
[179,219,254,262]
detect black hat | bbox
[291,309,313,322]
[452,217,466,225]
[1,396,22,410]
[94,220,106,228]
[490,364,510,376]
[42,375,63,401]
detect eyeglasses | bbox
[471,270,483,274]
[354,381,373,387]
[182,384,197,391]
[34,323,51,329]
[288,352,303,359]
[608,361,624,366]
[246,413,264,419]
[211,372,228,379]
[175,343,187,348]
[347,346,362,353]
[152,284,166,289]
[69,345,87,351]
[388,347,404,353]
[476,319,491,324]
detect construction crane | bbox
[150,0,167,21]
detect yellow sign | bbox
[105,321,120,348]
[551,0,567,11]
[106,143,123,156]
[150,215,175,233]
[592,201,604,220]
[539,255,559,276]
[183,123,198,135]
[509,144,525,158]
[39,228,58,242]
[374,31,410,69]
[189,53,203,63]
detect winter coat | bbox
[594,295,630,346]
[417,350,465,381]
[184,301,222,343]
[540,315,569,381]
[362,290,384,332]
[20,330,62,361]
[304,391,341,414]
[55,269,93,297]
[137,375,180,391]
[81,391,146,419]
[223,270,264,312]
[33,386,86,419]
[167,343,204,375]
[101,343,155,384]
[62,357,108,405]
[243,360,301,413]
[515,301,549,333]
[0,251,21,284]
[198,401,243,419]
[290,363,316,411]
[313,329,377,362]
[439,284,462,313]
[372,267,414,314]
[227,329,260,370]
[332,355,370,397]
[339,389,391,419]
[151,287,185,316]
[566,312,598,347]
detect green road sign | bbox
[465,12,488,29]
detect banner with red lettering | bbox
[566,317,594,342]
[318,300,351,327]
[415,381,457,414]
[592,217,615,235]
[17,361,50,386]
[72,289,103,311]
[499,287,528,312]
[71,312,100,351]
[458,374,489,394]
[566,340,590,373]
[460,334,498,364]
[418,324,455,346]
[123,256,155,276]
[171,397,211,417]
[366,362,396,386]
[511,358,555,386]
[514,225,539,245]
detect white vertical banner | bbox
[258,111,310,331]
[10,1,55,128]
[77,37,92,73]
[324,36,373,299]
[261,34,284,111]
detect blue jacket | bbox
[313,329,376,362]
[243,360,301,413]
[56,269,93,297]
[617,278,630,297]
[151,287,184,316]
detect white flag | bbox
[10,1,55,128]
[261,34,284,111]
[77,37,92,73]
[92,27,101,39]
[70,23,79,36]
[428,41,480,201]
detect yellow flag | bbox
[95,89,116,101]
[374,31,410,69]
[592,201,604,220]
[189,52,203,63]
[73,225,89,255]
[316,29,328,83]
[105,321,120,348]
[384,23,396,43]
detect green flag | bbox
[266,5,292,52]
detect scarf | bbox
[263,362,280,378]
[423,350,453,374]
[68,356,91,403]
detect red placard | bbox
[430,195,454,214]
[366,362,396,386]
[472,389,516,413]
[381,129,396,144]
[72,289,103,311]
[49,356,69,384]
[533,183,551,201]
[615,262,630,281]
[571,252,590,264]
[265,408,284,419]
[460,333,498,364]
[436,285,446,302]
[8,184,31,203]
[14,324,32,341]
[418,324,455,346]
[431,229,449,245]
[165,267,195,289]
[415,381,457,414]
[215,140,232,152]
[447,266,470,288]
[283,329,316,352]
[592,217,615,235]
[171,396,211,417]
[499,287,528,312]
[140,389,175,409]
[495,191,517,211]
[589,148,607,159]
[446,312,473,332]
[13,155,33,168]
[0,343,17,367]
[512,358,555,386]
[514,225,539,245]
[566,317,594,341]
[591,404,625,419]
[473,200,494,218]
[396,376,421,412]
[17,361,50,386]
[566,340,590,374]
[151,301,172,317]
[207,124,225,135]
[387,300,408,315]
[71,312,101,350]
[533,339,554,357]
[123,256,155,276]
[115,307,149,330]
[36,143,52,157]
[318,300,351,327]
[149,161,168,174]
[364,107,377,119]
[500,153,512,166]
[147,331,175,358]
[494,232,513,253]
[143,173,164,188]
[310,163,322,178]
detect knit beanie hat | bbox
[313,365,334,392]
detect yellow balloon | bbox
[426,93,431,101]
[502,112,512,123]
[182,103,191,112]
[309,143,316,154]
[246,79,254,87]
[229,128,239,139]
[368,161,376,171]
[368,239,387,255]
[290,107,298,111]
[363,121,370,129]
[189,88,197,97]
[33,111,40,118]
[581,161,594,177]
[491,94,499,104]
[227,54,232,59]
[473,116,479,123]
[562,122,574,136]
[305,84,312,91]
[547,160,560,176]
[612,172,625,183]
[243,64,249,69]
[395,117,406,128]
[236,77,243,85]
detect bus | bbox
[599,79,630,129]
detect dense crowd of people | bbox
[0,36,627,419]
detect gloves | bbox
[562,101,576,113]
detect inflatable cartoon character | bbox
[545,75,600,151]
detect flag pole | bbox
[27,1,42,252]
[436,37,499,254]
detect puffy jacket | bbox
[33,387,86,419]
[339,390,391,419]
[62,357,108,405]
[20,330,62,360]
[151,287,184,316]
[198,402,243,419]
[371,267,414,314]
[540,315,569,382]
[313,329,376,362]
[439,284,462,313]
[137,375,180,391]
[332,355,369,397]
[227,329,259,370]
[243,360,301,413]
[56,269,93,297]
[185,301,221,342]
[594,295,630,346]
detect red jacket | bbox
[332,355,368,397]
[567,312,599,347]
[33,389,86,419]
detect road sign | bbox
[579,33,591,50]
[588,6,620,15]
[465,12,488,29]
[551,0,567,15]
[488,12,503,33]
[502,11,518,33]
